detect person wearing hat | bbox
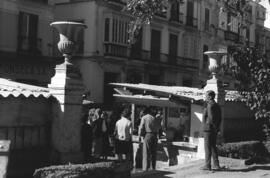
[201,90,222,171]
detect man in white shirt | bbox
[114,106,132,161]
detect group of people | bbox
[81,90,222,171]
[81,104,164,170]
[81,108,111,162]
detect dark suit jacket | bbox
[203,100,221,132]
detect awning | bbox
[0,78,52,98]
[113,94,181,107]
[111,83,248,102]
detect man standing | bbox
[138,107,162,171]
[114,106,133,161]
[201,90,222,171]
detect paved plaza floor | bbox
[132,157,270,178]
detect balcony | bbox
[103,43,199,69]
[169,12,184,24]
[224,31,240,43]
[104,43,128,58]
[186,16,197,28]
[17,36,42,55]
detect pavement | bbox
[131,157,270,178]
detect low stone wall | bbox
[33,161,132,178]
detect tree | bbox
[124,0,183,42]
[227,46,270,140]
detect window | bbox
[151,29,161,61]
[169,33,178,64]
[170,2,179,22]
[104,18,110,42]
[18,12,40,54]
[203,45,209,70]
[204,8,210,31]
[130,28,143,59]
[103,17,129,57]
[186,1,194,27]
[183,35,189,57]
[110,18,129,44]
[71,19,85,54]
[227,14,238,33]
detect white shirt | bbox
[115,117,132,141]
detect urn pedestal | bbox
[49,21,87,163]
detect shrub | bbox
[33,161,131,178]
[217,141,268,159]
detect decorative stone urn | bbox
[49,21,87,164]
[50,21,87,61]
[204,51,227,80]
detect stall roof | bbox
[111,83,247,103]
[0,78,52,98]
[113,94,181,107]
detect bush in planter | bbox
[33,161,132,178]
[217,141,268,159]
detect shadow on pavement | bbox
[213,165,270,172]
[132,170,174,178]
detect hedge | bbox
[33,161,132,178]
[217,141,269,159]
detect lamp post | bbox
[49,21,87,163]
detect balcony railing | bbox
[224,31,240,43]
[186,16,198,28]
[169,12,184,23]
[17,36,42,55]
[104,43,129,58]
[103,43,199,69]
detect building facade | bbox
[1,0,266,106]
[0,0,55,87]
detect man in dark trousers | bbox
[138,107,162,171]
[201,90,222,171]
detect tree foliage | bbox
[228,46,270,139]
[124,0,183,43]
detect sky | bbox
[259,0,270,28]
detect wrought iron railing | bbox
[103,43,199,69]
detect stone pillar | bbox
[203,51,226,137]
[49,22,87,164]
[196,51,226,159]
